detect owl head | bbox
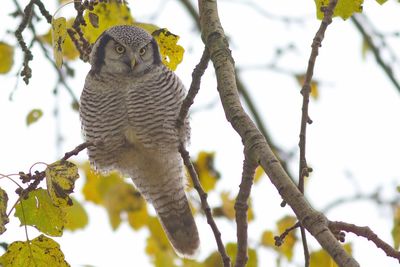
[89,25,162,76]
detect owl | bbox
[79,25,199,257]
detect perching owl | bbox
[79,25,199,256]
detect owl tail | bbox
[152,189,200,257]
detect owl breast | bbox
[80,65,186,172]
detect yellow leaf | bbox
[217,192,254,222]
[220,192,235,220]
[0,235,69,267]
[0,41,14,74]
[276,216,297,260]
[26,109,43,126]
[81,161,123,204]
[361,38,370,60]
[203,251,223,267]
[182,258,204,267]
[296,74,319,100]
[260,230,275,247]
[46,160,79,207]
[63,197,88,231]
[254,165,265,183]
[153,29,185,71]
[153,250,176,267]
[15,189,65,237]
[0,187,9,234]
[310,243,352,267]
[226,242,258,267]
[42,18,80,61]
[191,151,220,192]
[51,17,67,68]
[103,181,145,229]
[127,203,148,230]
[133,22,160,35]
[392,205,400,249]
[82,2,134,44]
[315,0,363,20]
[261,216,298,260]
[146,216,172,255]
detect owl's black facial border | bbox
[150,39,162,65]
[90,33,113,74]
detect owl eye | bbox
[139,47,146,56]
[115,45,125,54]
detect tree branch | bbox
[179,145,231,267]
[177,0,298,187]
[177,47,210,128]
[197,0,359,266]
[297,2,341,265]
[329,221,400,262]
[176,47,229,265]
[234,157,257,267]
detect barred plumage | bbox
[79,25,199,256]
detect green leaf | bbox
[26,109,43,126]
[0,41,14,74]
[0,187,9,234]
[15,189,65,236]
[0,235,69,267]
[63,197,88,231]
[51,17,67,68]
[315,0,363,20]
[376,0,388,4]
[46,160,79,207]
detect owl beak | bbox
[130,58,136,69]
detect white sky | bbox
[1,0,400,266]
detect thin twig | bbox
[234,157,257,267]
[275,221,300,246]
[175,45,229,265]
[297,1,338,266]
[177,47,210,128]
[179,145,231,267]
[329,221,400,262]
[61,141,93,161]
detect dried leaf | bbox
[42,18,79,61]
[46,161,79,207]
[88,12,99,28]
[0,187,9,234]
[51,17,67,68]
